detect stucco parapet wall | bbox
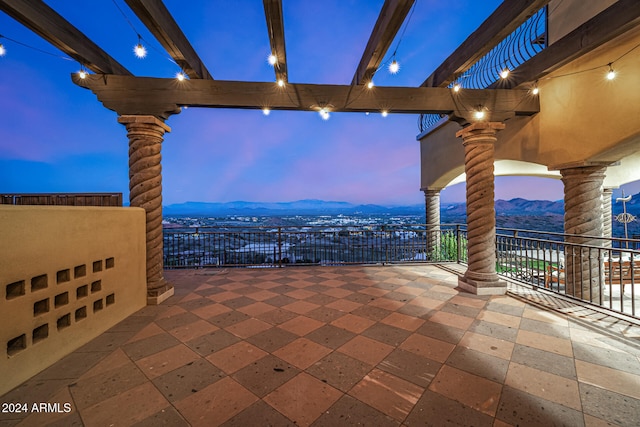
[118,115,171,132]
[0,205,147,396]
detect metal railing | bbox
[0,193,123,206]
[163,224,466,268]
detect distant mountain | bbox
[442,198,564,217]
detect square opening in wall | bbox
[106,293,115,306]
[93,260,103,273]
[56,269,70,284]
[6,280,25,300]
[54,292,69,308]
[31,274,48,291]
[57,314,71,330]
[77,285,88,299]
[75,306,87,321]
[74,264,86,278]
[32,324,49,344]
[105,257,115,269]
[93,299,103,312]
[7,334,26,356]
[91,280,102,293]
[34,298,50,316]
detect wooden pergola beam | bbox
[73,74,539,122]
[124,0,212,80]
[352,0,415,86]
[0,0,131,75]
[421,0,549,88]
[263,0,288,83]
[494,0,640,89]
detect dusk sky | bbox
[2,0,629,206]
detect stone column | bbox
[602,187,614,248]
[456,122,506,295]
[118,115,174,305]
[422,188,441,259]
[560,165,606,303]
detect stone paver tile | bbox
[351,305,393,322]
[17,387,82,426]
[220,400,293,427]
[185,329,241,356]
[330,314,376,334]
[379,348,441,388]
[337,335,394,366]
[155,305,187,320]
[575,360,640,400]
[368,298,405,311]
[152,358,225,403]
[404,389,494,427]
[415,320,466,345]
[446,346,510,384]
[399,333,455,363]
[359,287,391,297]
[69,360,145,409]
[408,296,446,310]
[236,302,278,317]
[206,342,268,374]
[381,312,425,331]
[579,382,640,426]
[174,377,258,427]
[209,291,243,303]
[361,323,412,347]
[522,306,569,326]
[256,307,298,325]
[325,299,363,313]
[490,295,526,307]
[511,344,576,379]
[572,341,640,375]
[282,300,320,314]
[168,319,219,343]
[516,329,573,357]
[505,362,581,410]
[80,382,170,426]
[495,386,585,427]
[245,326,298,353]
[132,406,190,427]
[395,285,426,296]
[476,311,521,329]
[322,287,353,298]
[429,365,501,417]
[191,303,232,320]
[264,373,342,427]
[273,338,332,370]
[459,331,515,360]
[135,344,201,380]
[449,295,488,309]
[305,324,356,349]
[278,316,324,336]
[307,352,372,393]
[312,394,400,427]
[225,318,272,339]
[77,348,131,380]
[349,368,424,422]
[244,289,279,301]
[232,354,300,398]
[126,323,166,344]
[122,333,181,361]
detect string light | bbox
[388,60,400,74]
[367,81,374,89]
[277,79,285,87]
[134,36,147,59]
[262,108,270,116]
[268,54,277,65]
[474,106,486,120]
[0,43,5,57]
[453,83,461,92]
[319,108,330,120]
[78,67,87,79]
[531,82,539,95]
[500,68,510,79]
[176,71,186,81]
[606,63,616,80]
[381,110,388,117]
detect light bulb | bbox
[134,43,147,58]
[381,110,388,117]
[532,86,539,95]
[268,54,277,65]
[388,60,399,74]
[176,71,186,81]
[607,66,616,80]
[474,109,485,120]
[453,83,461,93]
[78,70,87,79]
[277,79,285,87]
[319,109,330,120]
[0,43,5,56]
[367,81,374,89]
[500,68,509,79]
[262,108,270,116]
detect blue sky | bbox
[1,0,632,206]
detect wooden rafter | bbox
[421,0,550,88]
[0,0,131,75]
[352,0,415,86]
[124,0,212,80]
[493,0,640,89]
[263,0,288,83]
[73,74,539,122]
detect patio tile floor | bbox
[2,264,640,426]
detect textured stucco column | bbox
[456,122,506,295]
[560,165,606,303]
[602,187,614,248]
[118,115,174,305]
[422,188,441,259]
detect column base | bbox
[147,281,175,305]
[458,276,507,295]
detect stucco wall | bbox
[0,206,146,396]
